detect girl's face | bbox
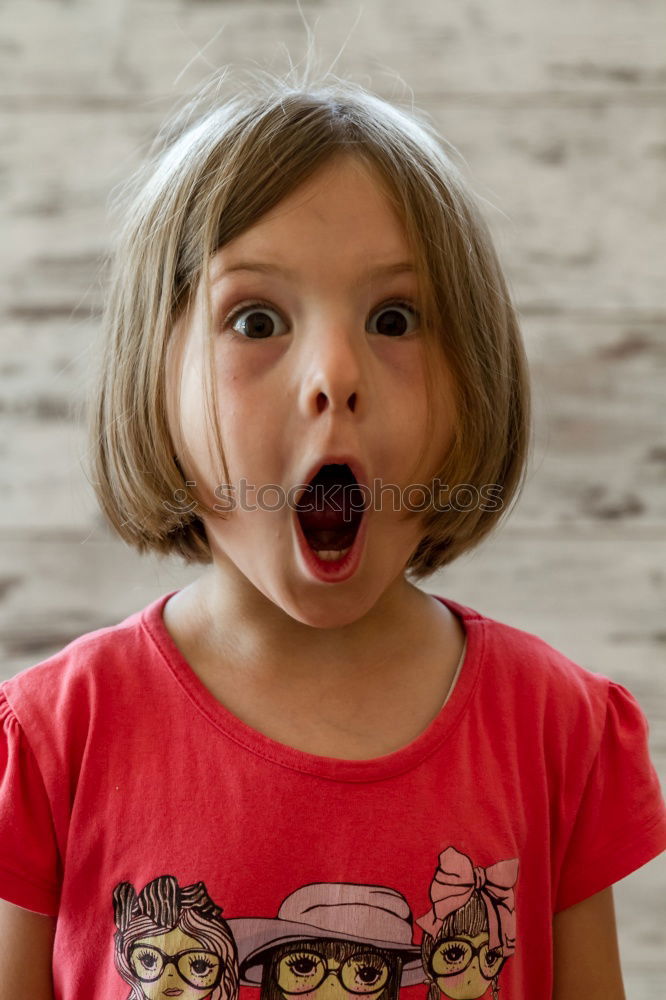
[128,927,223,999]
[268,940,395,1000]
[167,153,455,627]
[429,932,503,999]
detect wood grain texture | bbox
[0,1,664,994]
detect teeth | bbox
[315,547,351,561]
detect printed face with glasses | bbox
[426,932,505,999]
[269,941,399,1000]
[128,927,225,1000]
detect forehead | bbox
[209,156,415,285]
[209,253,417,291]
[134,927,205,951]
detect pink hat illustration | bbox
[226,882,426,988]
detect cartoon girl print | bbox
[112,874,240,1000]
[417,847,519,1000]
[226,882,428,1000]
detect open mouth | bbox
[295,463,365,561]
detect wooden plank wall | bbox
[1,0,664,992]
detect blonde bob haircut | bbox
[87,60,533,583]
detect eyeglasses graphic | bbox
[428,938,506,981]
[276,949,390,995]
[129,943,222,989]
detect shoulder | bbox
[444,597,632,778]
[488,611,609,697]
[452,597,612,717]
[457,599,660,801]
[0,598,166,869]
[456,601,666,860]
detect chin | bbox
[278,589,378,630]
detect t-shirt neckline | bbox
[141,589,485,783]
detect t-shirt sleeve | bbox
[0,687,61,916]
[554,679,666,913]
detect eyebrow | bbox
[213,259,416,284]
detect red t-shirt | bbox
[1,589,665,998]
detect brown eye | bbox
[287,956,318,975]
[223,298,420,339]
[225,301,287,339]
[351,962,384,986]
[368,300,419,337]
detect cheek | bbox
[380,341,451,440]
[215,336,283,384]
[377,339,427,387]
[436,970,468,991]
[177,351,251,457]
[211,347,283,434]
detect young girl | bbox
[112,874,239,1000]
[1,64,664,999]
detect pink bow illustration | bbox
[416,846,519,956]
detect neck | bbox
[173,565,450,687]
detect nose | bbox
[318,966,346,998]
[298,317,364,417]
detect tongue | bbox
[298,506,358,549]
[307,527,356,549]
